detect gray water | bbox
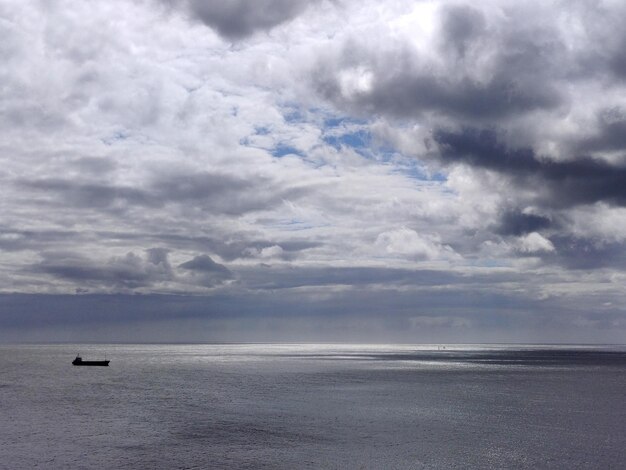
[1,344,625,469]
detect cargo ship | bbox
[72,355,110,366]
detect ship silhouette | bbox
[72,354,110,367]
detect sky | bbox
[1,0,626,343]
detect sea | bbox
[1,344,625,469]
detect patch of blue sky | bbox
[275,108,444,182]
[320,113,389,162]
[321,124,446,184]
[323,116,368,129]
[271,143,303,158]
[323,129,372,153]
[247,124,306,159]
[282,103,368,127]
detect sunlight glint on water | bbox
[1,344,625,469]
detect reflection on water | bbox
[1,344,625,469]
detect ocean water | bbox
[1,344,625,469]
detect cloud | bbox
[30,249,175,290]
[309,1,626,221]
[179,254,233,286]
[575,107,626,155]
[374,227,458,260]
[496,210,552,236]
[18,170,311,216]
[438,4,486,60]
[1,0,626,341]
[313,3,566,122]
[162,0,318,40]
[432,127,626,208]
[516,232,555,254]
[547,236,626,270]
[179,254,230,273]
[19,179,156,211]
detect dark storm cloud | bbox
[602,23,626,80]
[314,4,564,121]
[152,172,299,215]
[432,127,626,208]
[26,247,236,290]
[576,107,626,154]
[439,4,486,59]
[21,179,156,210]
[19,171,310,216]
[610,45,626,78]
[496,210,552,236]
[146,247,173,273]
[179,255,233,287]
[316,59,561,121]
[164,0,317,40]
[30,249,174,289]
[155,172,249,200]
[179,254,231,274]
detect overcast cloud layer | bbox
[1,0,626,342]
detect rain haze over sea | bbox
[2,344,625,469]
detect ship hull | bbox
[72,360,109,366]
